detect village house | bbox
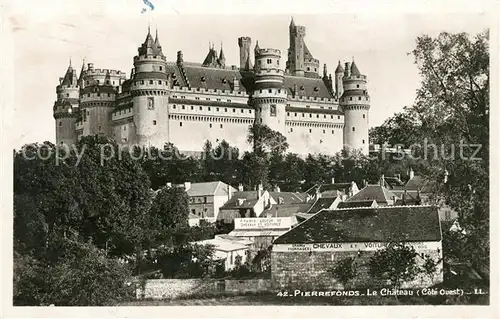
[306,178,360,199]
[271,205,443,290]
[217,184,272,224]
[193,235,251,271]
[228,217,298,251]
[336,199,378,209]
[344,181,400,206]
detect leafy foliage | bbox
[369,243,420,288]
[331,257,357,288]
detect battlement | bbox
[255,68,285,76]
[134,55,167,62]
[256,48,281,57]
[343,74,367,81]
[85,68,126,76]
[292,25,306,35]
[80,92,116,103]
[112,107,134,121]
[305,58,320,64]
[238,37,251,45]
[288,95,338,103]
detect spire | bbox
[219,42,225,61]
[290,17,296,28]
[79,57,87,81]
[335,60,344,74]
[323,64,328,78]
[69,57,72,68]
[350,59,361,75]
[254,40,260,53]
[155,26,161,46]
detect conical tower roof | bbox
[61,60,76,86]
[335,60,344,73]
[254,40,260,53]
[350,60,361,75]
[154,27,161,47]
[219,42,225,61]
[290,17,296,28]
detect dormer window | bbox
[300,86,305,90]
[201,76,206,82]
[314,87,319,91]
[222,78,227,84]
[237,198,246,206]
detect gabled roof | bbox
[268,192,308,204]
[384,176,405,189]
[336,200,376,209]
[305,183,352,196]
[220,191,260,209]
[185,181,236,197]
[405,175,433,193]
[307,197,339,214]
[262,203,313,218]
[273,206,442,244]
[346,184,399,204]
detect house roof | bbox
[262,203,313,218]
[384,176,405,189]
[346,184,399,204]
[186,181,236,197]
[194,238,248,252]
[307,197,339,214]
[268,192,308,204]
[405,175,433,193]
[336,200,376,209]
[305,183,353,196]
[220,191,260,209]
[273,206,442,244]
[188,213,200,219]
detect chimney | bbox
[275,185,281,192]
[331,177,335,184]
[362,179,367,188]
[233,77,240,91]
[184,182,191,191]
[344,62,350,77]
[397,174,401,181]
[379,174,385,187]
[409,168,414,180]
[392,195,396,205]
[257,183,263,199]
[403,190,407,205]
[176,51,184,66]
[444,169,449,184]
[227,184,233,200]
[293,84,298,97]
[88,63,94,71]
[238,183,244,192]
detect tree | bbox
[247,123,289,156]
[421,254,440,286]
[331,257,357,289]
[369,242,420,289]
[14,236,133,306]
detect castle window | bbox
[302,113,304,117]
[332,130,334,134]
[208,107,211,111]
[59,121,62,126]
[225,108,228,112]
[233,109,236,113]
[124,126,127,130]
[309,129,312,133]
[216,108,219,111]
[217,98,221,101]
[358,97,362,100]
[324,115,326,118]
[191,106,194,110]
[108,93,111,97]
[173,105,176,109]
[352,127,355,131]
[153,120,157,125]
[363,114,366,119]
[140,81,144,85]
[87,93,90,97]
[98,125,101,131]
[259,90,262,93]
[249,110,252,114]
[106,80,110,85]
[287,112,290,116]
[362,139,365,144]
[316,114,319,118]
[220,124,223,129]
[180,122,183,127]
[182,105,185,110]
[331,115,333,119]
[241,109,244,113]
[149,80,153,85]
[349,97,353,101]
[314,68,317,72]
[66,93,69,97]
[323,129,325,134]
[309,114,312,118]
[294,113,297,117]
[173,95,177,98]
[199,106,203,110]
[356,84,359,88]
[206,98,210,101]
[209,123,212,128]
[268,89,272,93]
[267,59,272,64]
[307,67,310,71]
[158,80,162,85]
[159,66,163,71]
[338,116,341,119]
[86,81,89,85]
[277,60,279,66]
[270,105,277,117]
[290,128,293,132]
[97,93,101,97]
[97,80,100,84]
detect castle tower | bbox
[54,59,79,146]
[218,43,226,68]
[340,59,370,154]
[334,60,344,99]
[130,26,169,147]
[238,37,252,70]
[251,45,287,134]
[287,17,305,77]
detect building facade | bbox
[53,19,371,155]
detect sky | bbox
[3,0,492,147]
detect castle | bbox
[53,18,370,155]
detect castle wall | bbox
[55,117,77,146]
[343,107,369,154]
[132,94,170,148]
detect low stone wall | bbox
[136,279,272,300]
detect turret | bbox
[130,26,169,148]
[287,17,306,77]
[54,59,79,146]
[340,59,370,154]
[250,46,287,134]
[218,43,226,68]
[334,60,344,99]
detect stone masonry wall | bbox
[136,279,272,300]
[271,249,443,291]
